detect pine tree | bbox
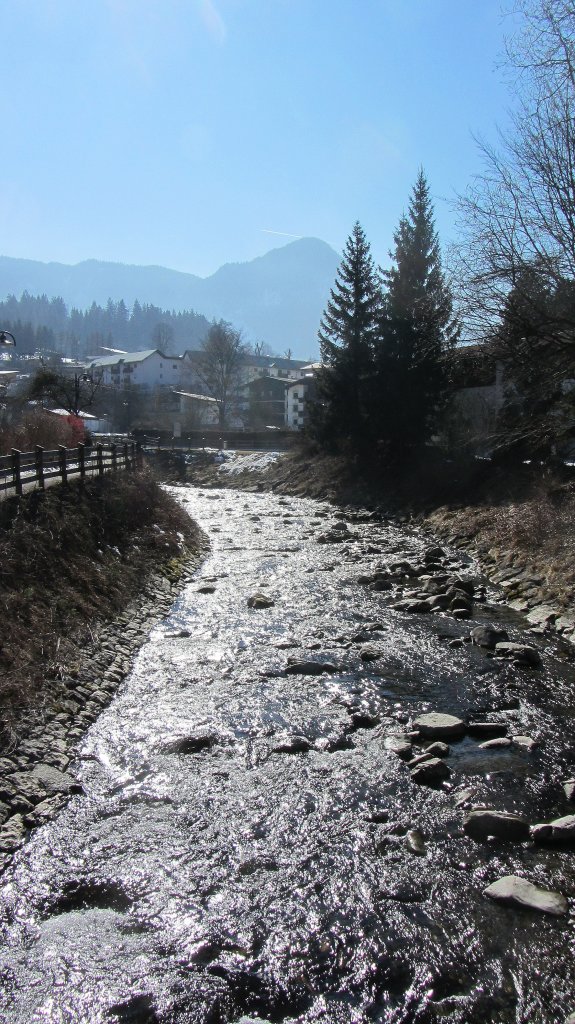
[379,171,459,455]
[312,222,382,451]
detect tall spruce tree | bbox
[378,171,459,456]
[312,222,382,451]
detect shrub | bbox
[0,409,83,453]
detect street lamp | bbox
[0,330,16,347]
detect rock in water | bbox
[360,645,381,662]
[385,734,413,761]
[564,779,575,802]
[512,734,538,751]
[410,757,451,785]
[284,660,337,676]
[247,593,275,609]
[424,741,450,757]
[484,875,568,916]
[405,829,426,855]
[478,737,512,750]
[413,712,466,741]
[531,815,575,845]
[464,810,530,842]
[494,642,542,667]
[467,721,508,738]
[471,625,509,649]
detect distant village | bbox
[0,345,323,438]
[0,338,505,454]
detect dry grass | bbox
[0,469,205,730]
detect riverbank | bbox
[3,484,575,1022]
[0,470,207,865]
[187,447,575,645]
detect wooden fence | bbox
[0,442,142,498]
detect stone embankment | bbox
[421,509,575,645]
[0,554,205,870]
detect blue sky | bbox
[1,0,518,278]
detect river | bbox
[1,485,575,1023]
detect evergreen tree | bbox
[312,222,382,451]
[378,170,459,455]
[493,268,575,460]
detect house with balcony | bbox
[285,365,321,430]
[244,375,292,428]
[87,349,183,390]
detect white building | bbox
[87,349,183,390]
[285,365,321,430]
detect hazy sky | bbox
[1,0,519,278]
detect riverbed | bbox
[1,486,575,1023]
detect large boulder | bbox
[413,712,466,741]
[464,809,530,842]
[484,875,568,915]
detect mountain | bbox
[0,238,340,359]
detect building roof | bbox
[88,349,164,369]
[244,375,293,392]
[285,374,316,389]
[46,407,99,420]
[173,390,218,404]
[182,350,309,371]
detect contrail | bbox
[261,229,304,239]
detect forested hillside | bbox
[0,293,210,358]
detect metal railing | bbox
[0,442,142,498]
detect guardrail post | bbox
[136,442,143,469]
[58,445,68,486]
[123,442,129,470]
[111,442,117,472]
[11,449,22,496]
[96,443,104,478]
[35,445,45,490]
[78,442,86,485]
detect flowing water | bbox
[1,486,575,1024]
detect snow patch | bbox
[218,451,281,475]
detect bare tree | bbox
[251,340,273,357]
[195,320,246,427]
[452,0,575,458]
[26,366,103,417]
[151,322,175,349]
[456,0,575,345]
